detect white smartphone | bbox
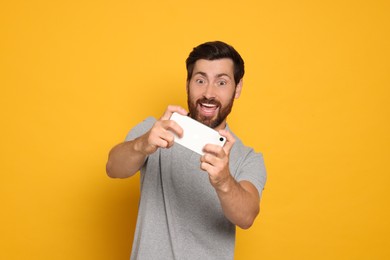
[170,112,226,155]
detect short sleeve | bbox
[125,117,157,142]
[234,149,267,198]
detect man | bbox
[106,41,267,259]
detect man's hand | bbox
[200,129,235,191]
[137,105,188,155]
[106,105,187,178]
[200,129,260,229]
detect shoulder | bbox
[125,117,157,141]
[227,127,267,195]
[227,126,261,160]
[230,132,264,164]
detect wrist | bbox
[214,174,235,193]
[133,136,149,156]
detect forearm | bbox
[215,177,260,229]
[106,106,187,178]
[106,137,147,178]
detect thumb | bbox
[219,129,235,155]
[161,105,188,120]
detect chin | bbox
[199,116,223,129]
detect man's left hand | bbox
[200,129,235,191]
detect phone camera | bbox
[219,137,224,142]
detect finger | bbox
[201,153,224,171]
[200,155,223,176]
[203,144,225,158]
[151,137,169,149]
[218,129,235,155]
[159,128,178,148]
[149,125,175,149]
[160,105,188,120]
[200,160,212,172]
[201,153,214,165]
[164,120,184,138]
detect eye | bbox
[217,80,227,86]
[195,79,205,84]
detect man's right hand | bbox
[106,105,188,178]
[136,105,188,155]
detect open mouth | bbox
[199,102,219,117]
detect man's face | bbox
[187,58,242,130]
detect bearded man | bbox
[106,41,267,260]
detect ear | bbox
[234,79,243,99]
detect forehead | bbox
[192,58,234,77]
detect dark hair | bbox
[186,41,245,85]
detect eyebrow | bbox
[216,73,232,79]
[193,71,232,79]
[193,71,207,77]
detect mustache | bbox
[196,97,221,107]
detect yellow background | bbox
[1,0,389,259]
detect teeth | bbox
[202,103,216,108]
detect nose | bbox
[203,83,216,99]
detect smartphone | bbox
[170,112,226,155]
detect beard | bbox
[187,92,235,129]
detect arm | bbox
[201,129,260,229]
[105,135,150,179]
[106,105,188,178]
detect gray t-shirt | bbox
[126,117,267,260]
